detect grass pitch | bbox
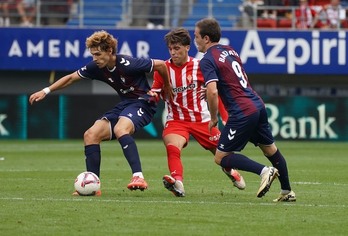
[0,140,347,235]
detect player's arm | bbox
[153,59,174,101]
[206,81,219,131]
[29,71,81,105]
[149,71,164,100]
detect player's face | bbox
[89,47,113,68]
[168,43,189,66]
[194,27,206,53]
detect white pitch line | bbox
[2,177,348,187]
[0,197,347,208]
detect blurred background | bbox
[0,0,347,141]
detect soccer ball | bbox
[74,171,101,196]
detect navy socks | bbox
[85,144,101,177]
[84,135,142,177]
[118,134,142,174]
[220,153,264,175]
[266,149,291,191]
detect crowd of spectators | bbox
[239,0,348,29]
[1,0,347,29]
[0,0,11,27]
[0,0,74,27]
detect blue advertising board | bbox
[1,28,347,74]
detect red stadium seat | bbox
[278,18,293,28]
[257,18,277,28]
[341,19,348,28]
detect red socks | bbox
[166,145,183,181]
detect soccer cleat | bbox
[127,176,148,191]
[162,175,185,197]
[222,168,246,190]
[72,189,101,196]
[273,190,296,202]
[95,190,102,196]
[257,167,279,198]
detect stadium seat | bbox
[257,18,277,28]
[182,0,238,29]
[67,0,123,27]
[277,18,292,28]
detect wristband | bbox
[42,87,51,95]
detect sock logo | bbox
[123,145,128,149]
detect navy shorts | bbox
[99,99,157,140]
[217,107,274,152]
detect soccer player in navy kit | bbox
[194,18,296,201]
[29,30,173,195]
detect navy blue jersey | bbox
[77,54,154,101]
[200,45,264,118]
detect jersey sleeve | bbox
[126,56,154,73]
[200,58,219,86]
[77,61,99,80]
[151,71,164,93]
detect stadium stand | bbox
[181,0,240,29]
[67,0,124,27]
[1,0,346,29]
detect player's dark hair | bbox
[195,18,221,43]
[164,28,191,46]
[86,30,118,54]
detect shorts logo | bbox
[228,129,236,140]
[219,144,225,149]
[127,113,133,117]
[137,108,144,116]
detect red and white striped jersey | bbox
[152,57,211,122]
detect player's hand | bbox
[147,90,158,97]
[146,90,160,103]
[198,87,207,100]
[29,90,47,105]
[163,84,174,101]
[208,117,218,132]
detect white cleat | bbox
[273,190,296,202]
[162,175,185,197]
[257,167,279,198]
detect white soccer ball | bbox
[74,171,101,196]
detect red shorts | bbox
[162,120,221,150]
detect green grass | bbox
[0,140,347,235]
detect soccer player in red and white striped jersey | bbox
[151,28,245,197]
